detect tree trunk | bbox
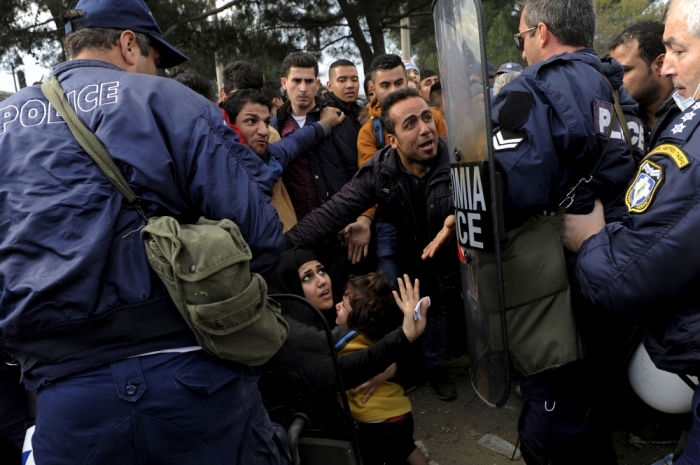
[336,0,375,71]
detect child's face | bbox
[335,291,353,326]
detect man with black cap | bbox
[0,0,289,463]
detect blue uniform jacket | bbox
[492,49,641,229]
[0,60,283,387]
[574,103,700,375]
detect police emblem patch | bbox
[626,160,663,213]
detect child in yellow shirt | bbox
[334,272,429,465]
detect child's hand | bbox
[350,363,397,404]
[393,274,429,342]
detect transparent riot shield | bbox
[433,0,510,407]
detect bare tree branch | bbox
[163,0,246,37]
[306,33,354,52]
[17,16,60,32]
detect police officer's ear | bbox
[118,30,142,66]
[654,54,666,76]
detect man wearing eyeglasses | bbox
[492,0,641,463]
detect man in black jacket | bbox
[272,52,359,222]
[285,88,459,400]
[325,59,363,134]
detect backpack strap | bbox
[372,117,385,149]
[41,77,147,220]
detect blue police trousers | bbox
[32,350,290,465]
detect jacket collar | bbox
[276,99,323,123]
[53,59,126,77]
[655,92,681,118]
[325,92,362,113]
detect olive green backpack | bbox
[41,77,288,366]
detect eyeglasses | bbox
[513,24,557,52]
[513,26,537,52]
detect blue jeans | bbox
[375,219,405,285]
[375,218,447,372]
[32,351,289,465]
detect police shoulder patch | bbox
[647,144,690,169]
[498,91,535,130]
[625,160,663,214]
[492,128,525,151]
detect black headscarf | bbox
[269,248,321,296]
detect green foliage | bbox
[0,0,668,82]
[594,0,665,53]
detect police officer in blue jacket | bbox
[0,0,288,463]
[493,0,641,463]
[563,1,700,463]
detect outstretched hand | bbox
[338,216,371,264]
[422,215,456,260]
[393,274,429,342]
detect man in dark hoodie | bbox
[491,0,641,463]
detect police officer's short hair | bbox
[519,0,596,49]
[61,10,150,60]
[609,21,665,69]
[381,87,423,135]
[369,54,406,82]
[672,0,700,39]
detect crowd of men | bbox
[3,0,700,463]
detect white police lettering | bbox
[595,100,645,153]
[77,84,99,112]
[452,165,487,250]
[47,102,65,125]
[19,99,47,128]
[595,100,613,136]
[0,81,120,135]
[0,105,18,134]
[99,81,119,106]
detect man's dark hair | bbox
[61,10,150,60]
[420,69,438,81]
[369,54,405,81]
[222,61,264,95]
[609,21,666,69]
[345,272,402,341]
[261,80,282,102]
[381,87,423,135]
[282,52,319,78]
[171,69,215,101]
[429,82,443,108]
[221,89,272,123]
[519,0,596,48]
[329,59,356,79]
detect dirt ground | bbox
[408,359,676,465]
